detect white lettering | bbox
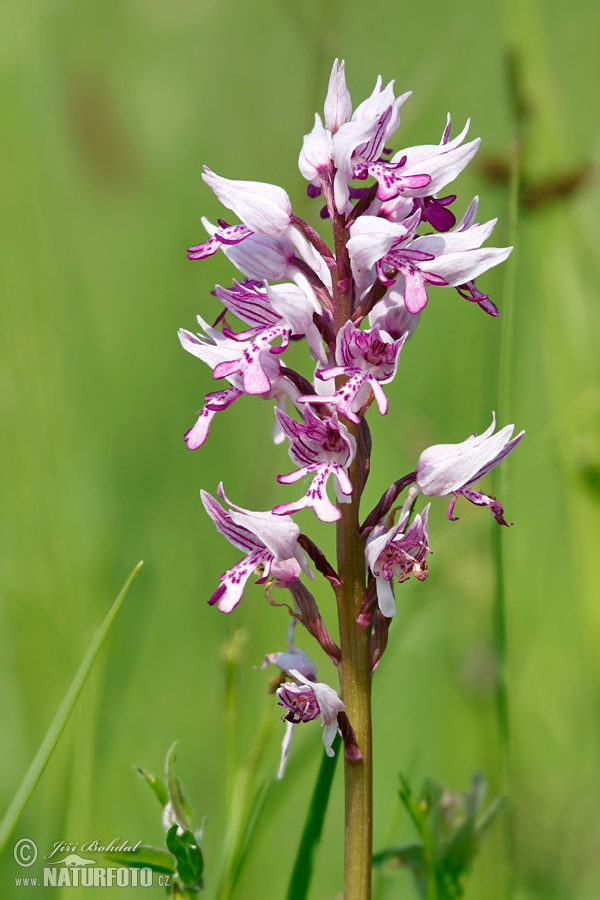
[57,869,71,887]
[43,869,57,887]
[44,841,78,860]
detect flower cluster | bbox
[180,60,524,767]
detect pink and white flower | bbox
[277,669,344,758]
[348,212,512,315]
[365,506,431,616]
[300,321,406,423]
[201,484,313,613]
[273,406,356,522]
[178,315,298,448]
[202,168,292,237]
[404,413,525,525]
[191,217,297,282]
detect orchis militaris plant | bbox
[179,59,524,899]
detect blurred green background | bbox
[1,0,599,896]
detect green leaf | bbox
[286,733,341,900]
[421,779,444,860]
[399,773,426,839]
[166,825,204,889]
[104,845,175,874]
[136,767,169,808]
[475,795,505,840]
[374,841,430,899]
[165,742,194,832]
[442,780,504,879]
[441,814,478,880]
[0,562,144,852]
[373,842,425,869]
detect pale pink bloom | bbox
[348,213,512,315]
[404,413,525,525]
[388,116,480,200]
[273,406,356,522]
[178,315,298,447]
[368,285,421,340]
[365,506,431,616]
[330,76,413,212]
[298,58,352,187]
[202,167,292,236]
[324,58,352,133]
[298,114,333,187]
[199,217,297,281]
[201,484,312,613]
[277,669,344,757]
[300,321,406,423]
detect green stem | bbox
[328,197,373,898]
[336,473,372,900]
[492,127,520,898]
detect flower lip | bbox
[277,683,321,723]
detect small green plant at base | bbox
[373,772,504,899]
[105,743,204,897]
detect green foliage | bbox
[286,734,341,900]
[104,845,175,874]
[165,825,204,891]
[0,563,143,852]
[374,772,504,899]
[135,767,170,809]
[106,744,204,895]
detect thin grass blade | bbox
[0,561,143,851]
[286,734,341,900]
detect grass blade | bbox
[286,734,341,900]
[228,774,279,893]
[0,561,143,851]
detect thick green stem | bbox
[336,478,372,900]
[327,191,373,898]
